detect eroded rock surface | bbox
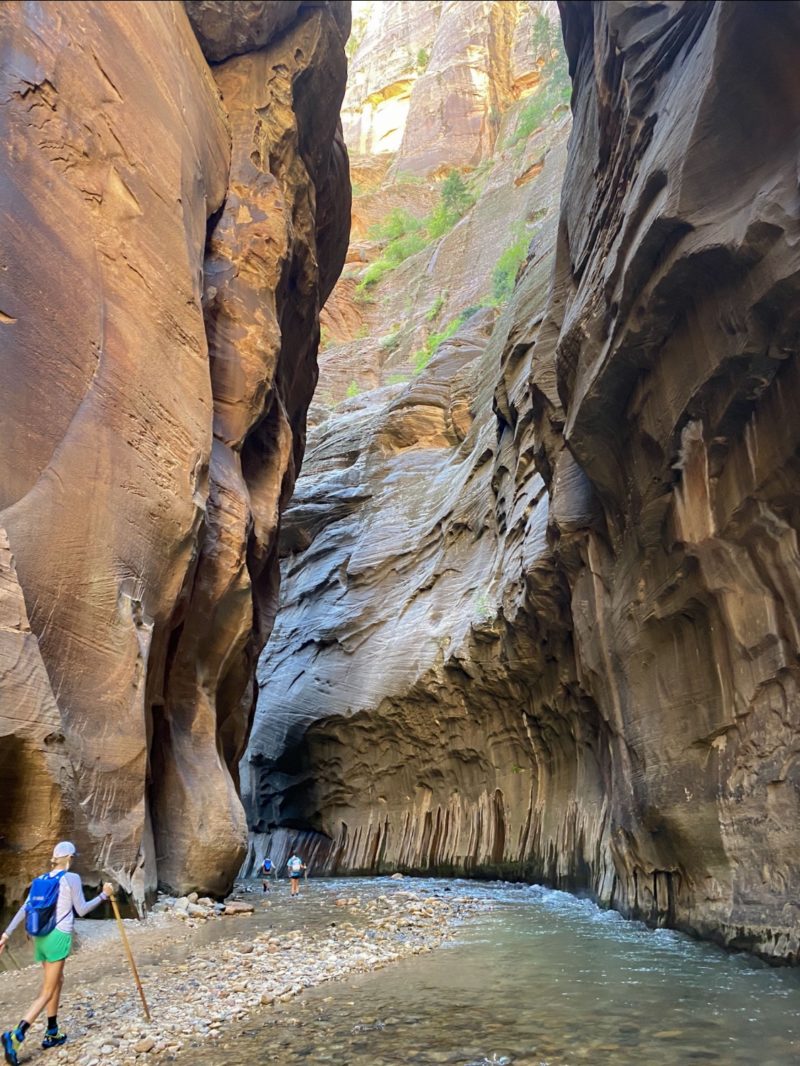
[527,0,800,960]
[155,4,350,895]
[321,0,567,404]
[242,122,568,875]
[0,0,348,905]
[246,0,800,962]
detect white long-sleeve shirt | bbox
[4,871,107,937]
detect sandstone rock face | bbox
[155,5,350,895]
[396,0,519,176]
[343,1,442,157]
[242,121,568,873]
[343,1,553,174]
[246,0,800,962]
[0,0,348,907]
[0,0,229,905]
[526,0,800,961]
[185,1,304,61]
[320,0,568,405]
[184,1,351,63]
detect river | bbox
[169,877,800,1065]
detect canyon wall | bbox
[245,0,800,962]
[319,0,567,402]
[0,0,349,909]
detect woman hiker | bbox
[0,841,113,1064]
[286,853,307,896]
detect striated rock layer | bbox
[343,0,557,175]
[0,0,349,908]
[243,126,568,879]
[245,0,800,962]
[321,0,567,404]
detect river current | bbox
[172,877,800,1065]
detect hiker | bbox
[286,853,307,896]
[0,842,113,1064]
[260,856,275,892]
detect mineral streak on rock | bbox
[0,0,349,906]
[247,0,800,962]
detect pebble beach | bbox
[0,880,481,1065]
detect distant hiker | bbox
[286,854,307,896]
[0,842,113,1064]
[261,857,275,892]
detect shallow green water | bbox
[175,878,800,1065]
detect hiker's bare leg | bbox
[23,959,65,1025]
[46,966,65,1016]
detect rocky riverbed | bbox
[0,881,482,1065]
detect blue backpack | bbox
[25,871,66,936]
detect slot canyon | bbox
[1,0,800,995]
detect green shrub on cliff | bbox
[380,328,402,353]
[491,228,530,304]
[355,176,476,297]
[426,294,446,321]
[506,15,571,148]
[440,171,475,217]
[356,210,428,295]
[412,312,467,373]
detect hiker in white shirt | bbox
[0,842,113,1062]
[286,854,307,896]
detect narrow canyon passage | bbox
[1,0,800,1063]
[244,0,800,966]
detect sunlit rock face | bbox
[246,0,800,962]
[320,0,566,406]
[342,1,442,157]
[343,1,556,174]
[0,0,349,907]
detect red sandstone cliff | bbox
[0,0,350,909]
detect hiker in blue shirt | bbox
[286,854,307,897]
[0,841,114,1064]
[260,856,275,892]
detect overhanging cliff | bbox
[245,0,800,962]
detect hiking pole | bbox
[109,892,151,1022]
[5,944,22,970]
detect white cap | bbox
[52,841,77,859]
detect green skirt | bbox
[34,928,72,963]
